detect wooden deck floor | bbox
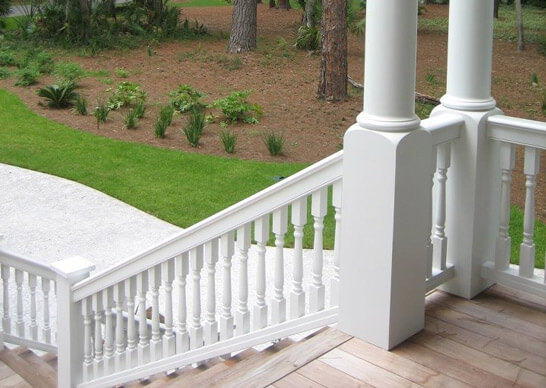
[270,285,546,388]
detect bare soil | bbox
[1,4,544,221]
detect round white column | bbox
[358,0,420,132]
[441,0,496,111]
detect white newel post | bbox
[339,0,431,350]
[51,256,95,388]
[433,0,500,299]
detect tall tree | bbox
[317,0,347,101]
[228,0,258,53]
[494,0,500,18]
[515,0,525,51]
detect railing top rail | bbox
[487,115,546,149]
[72,151,343,301]
[0,248,57,280]
[421,113,464,145]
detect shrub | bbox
[213,90,263,124]
[94,103,110,128]
[0,67,11,79]
[169,84,206,113]
[15,65,41,86]
[183,108,205,147]
[124,109,139,129]
[220,129,236,154]
[0,50,16,66]
[115,68,130,78]
[295,26,321,51]
[54,61,86,84]
[155,118,168,138]
[74,95,88,115]
[159,104,175,126]
[263,131,285,156]
[0,0,11,17]
[133,101,146,119]
[21,50,54,74]
[37,84,79,108]
[107,81,146,110]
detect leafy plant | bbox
[213,90,262,124]
[220,129,236,154]
[425,73,440,85]
[115,68,130,78]
[263,131,285,156]
[94,103,110,128]
[37,84,79,108]
[169,84,206,113]
[531,72,539,85]
[0,50,16,66]
[155,118,168,138]
[183,108,205,147]
[159,104,175,126]
[295,25,321,51]
[107,81,146,110]
[15,65,41,86]
[124,109,139,129]
[0,67,11,79]
[20,50,54,74]
[133,101,146,119]
[54,61,86,84]
[74,95,88,115]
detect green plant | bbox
[15,65,40,86]
[74,95,88,115]
[220,129,236,154]
[531,72,539,85]
[213,90,262,124]
[115,68,130,78]
[159,104,175,126]
[94,103,110,128]
[54,61,86,84]
[124,109,139,129]
[263,130,285,156]
[425,73,440,85]
[295,25,321,51]
[183,108,205,147]
[0,0,11,17]
[133,101,146,119]
[0,67,11,79]
[169,84,206,113]
[0,50,16,66]
[107,81,146,110]
[37,84,79,109]
[155,118,168,138]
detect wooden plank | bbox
[0,360,17,380]
[471,291,546,327]
[425,315,546,376]
[426,297,546,358]
[272,371,326,388]
[298,359,374,388]
[320,348,421,388]
[427,291,546,341]
[17,349,57,387]
[412,330,546,387]
[0,347,55,388]
[487,284,546,311]
[216,328,351,388]
[339,338,472,387]
[0,373,33,388]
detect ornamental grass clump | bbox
[133,101,146,119]
[159,104,175,126]
[74,95,88,115]
[94,103,110,129]
[183,108,205,147]
[220,129,236,154]
[263,130,285,156]
[124,109,139,129]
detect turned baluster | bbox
[92,293,104,377]
[103,287,115,375]
[176,253,190,352]
[310,188,327,313]
[125,277,137,368]
[432,142,451,271]
[220,232,235,341]
[426,147,437,279]
[271,207,288,324]
[189,246,204,350]
[495,142,515,270]
[29,274,37,340]
[41,277,51,343]
[136,272,149,365]
[113,282,125,372]
[331,180,342,305]
[519,147,541,278]
[253,215,269,330]
[15,269,24,337]
[290,198,307,319]
[204,239,219,345]
[162,259,175,357]
[82,297,93,381]
[236,224,251,335]
[1,265,9,335]
[149,265,162,361]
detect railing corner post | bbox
[51,256,95,388]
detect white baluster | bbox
[426,147,437,279]
[176,253,190,352]
[253,215,269,330]
[136,272,149,365]
[149,265,162,361]
[1,265,10,335]
[41,277,51,343]
[495,142,515,270]
[290,198,307,319]
[125,277,137,368]
[432,142,451,272]
[92,293,104,377]
[113,282,125,372]
[204,240,219,345]
[310,188,327,313]
[220,232,235,341]
[162,259,175,357]
[236,224,251,335]
[102,287,114,375]
[331,180,342,305]
[15,269,24,337]
[519,147,541,278]
[271,207,288,324]
[28,274,37,340]
[82,297,93,382]
[190,246,204,350]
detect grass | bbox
[509,205,545,269]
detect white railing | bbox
[0,248,58,354]
[482,115,546,297]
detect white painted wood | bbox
[519,147,541,278]
[136,271,149,365]
[253,215,269,330]
[203,239,219,345]
[41,277,51,344]
[113,282,125,372]
[82,297,93,382]
[310,188,327,313]
[148,265,162,361]
[425,147,436,279]
[421,113,464,145]
[432,142,451,271]
[162,259,175,357]
[124,276,137,368]
[175,254,189,353]
[28,274,37,340]
[290,198,307,319]
[482,261,546,298]
[15,269,24,337]
[1,264,10,335]
[102,287,114,375]
[220,232,234,342]
[189,246,204,350]
[487,115,546,149]
[92,292,104,377]
[331,180,342,306]
[271,207,288,325]
[236,224,251,336]
[495,142,515,270]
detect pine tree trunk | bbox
[228,0,258,53]
[317,0,347,101]
[304,0,316,28]
[277,0,290,9]
[515,0,525,51]
[493,0,500,18]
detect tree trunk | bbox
[515,0,525,51]
[277,0,290,9]
[493,0,500,18]
[304,0,316,27]
[228,0,258,53]
[317,0,347,101]
[269,0,275,8]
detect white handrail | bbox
[0,248,56,280]
[487,115,546,149]
[72,151,344,301]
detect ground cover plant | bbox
[213,90,263,125]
